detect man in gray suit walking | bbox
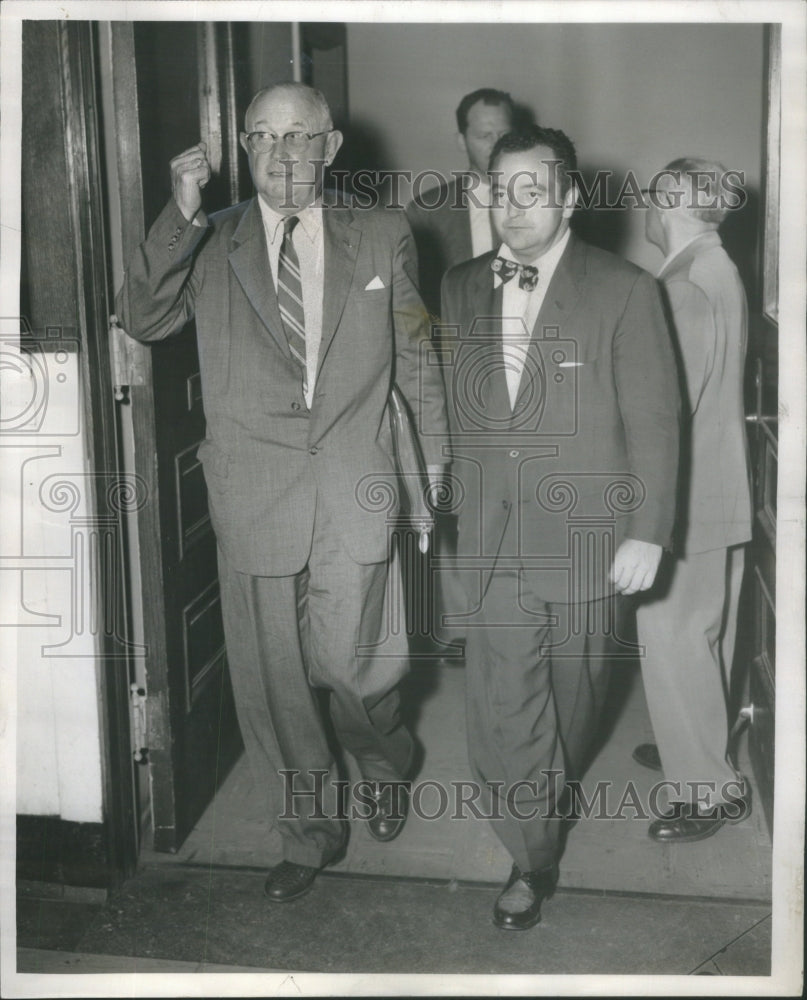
[117,83,448,900]
[635,158,753,843]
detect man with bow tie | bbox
[117,83,448,903]
[440,126,680,929]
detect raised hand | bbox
[170,142,211,222]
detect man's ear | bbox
[456,131,468,159]
[239,132,250,155]
[561,181,579,219]
[324,129,344,166]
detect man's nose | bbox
[504,198,522,219]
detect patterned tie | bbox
[277,216,306,376]
[491,255,539,291]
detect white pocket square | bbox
[558,361,583,367]
[364,276,385,291]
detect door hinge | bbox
[130,683,149,765]
[109,314,146,401]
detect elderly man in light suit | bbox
[117,83,448,902]
[634,158,753,843]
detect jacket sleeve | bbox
[115,199,209,342]
[665,278,717,415]
[613,270,682,548]
[391,209,450,467]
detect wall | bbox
[2,349,104,825]
[344,22,764,276]
[1,20,105,827]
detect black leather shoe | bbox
[366,782,410,842]
[264,860,319,902]
[649,793,751,844]
[492,863,558,931]
[632,743,662,771]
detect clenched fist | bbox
[170,142,211,222]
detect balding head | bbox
[245,83,333,133]
[660,157,733,226]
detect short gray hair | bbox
[663,157,734,225]
[245,83,333,131]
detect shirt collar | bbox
[493,227,571,288]
[258,195,323,244]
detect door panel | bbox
[110,21,249,851]
[744,24,780,835]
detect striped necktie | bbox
[277,215,306,375]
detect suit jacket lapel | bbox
[318,204,362,375]
[468,254,511,425]
[227,198,289,360]
[514,234,584,410]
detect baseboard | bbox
[16,815,111,890]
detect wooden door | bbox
[108,22,251,852]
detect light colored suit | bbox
[118,195,448,865]
[442,234,680,870]
[636,231,752,808]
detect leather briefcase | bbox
[388,384,433,551]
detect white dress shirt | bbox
[258,197,325,409]
[495,228,571,408]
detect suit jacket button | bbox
[309,446,318,455]
[291,401,301,411]
[502,500,510,509]
[509,449,520,458]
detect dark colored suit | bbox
[406,176,475,319]
[441,234,680,870]
[118,196,448,865]
[636,231,752,807]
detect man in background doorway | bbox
[634,158,753,843]
[406,87,516,319]
[117,83,448,903]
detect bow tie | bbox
[491,256,539,291]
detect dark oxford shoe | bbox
[649,792,751,844]
[264,860,319,902]
[367,781,410,843]
[492,862,558,931]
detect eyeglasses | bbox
[243,129,332,153]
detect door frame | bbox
[102,20,249,857]
[26,19,140,885]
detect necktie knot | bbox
[491,255,539,291]
[283,215,300,238]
